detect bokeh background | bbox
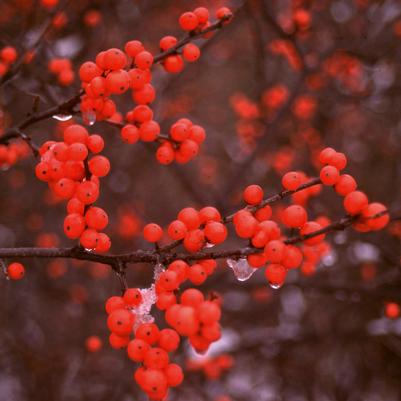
[1,0,401,400]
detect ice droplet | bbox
[154,263,164,280]
[269,282,283,289]
[227,258,257,281]
[82,110,96,126]
[52,114,73,121]
[205,242,215,248]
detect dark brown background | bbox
[0,0,401,400]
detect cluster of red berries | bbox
[48,58,75,86]
[318,147,389,231]
[0,45,17,77]
[144,206,227,252]
[35,124,111,251]
[140,147,389,289]
[78,6,232,164]
[0,142,30,169]
[122,115,206,164]
[164,289,222,354]
[104,261,222,399]
[159,6,233,73]
[131,325,184,401]
[233,147,388,286]
[155,259,217,309]
[282,170,321,205]
[104,288,183,400]
[105,289,141,348]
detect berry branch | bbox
[0,208,392,266]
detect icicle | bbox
[227,258,257,281]
[269,282,283,289]
[132,263,165,330]
[52,114,73,121]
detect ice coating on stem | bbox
[227,258,257,281]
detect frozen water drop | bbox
[227,258,257,281]
[52,114,73,121]
[82,110,96,126]
[269,282,283,289]
[205,242,215,248]
[154,263,164,280]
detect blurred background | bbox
[1,0,401,400]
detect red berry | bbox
[158,328,180,352]
[282,171,302,191]
[183,43,200,62]
[264,264,286,288]
[320,165,340,185]
[204,221,227,244]
[300,221,325,245]
[167,220,187,240]
[105,296,125,314]
[282,205,307,228]
[121,124,139,144]
[123,288,142,306]
[344,191,368,215]
[264,240,286,263]
[89,155,110,177]
[334,174,357,196]
[7,262,25,280]
[127,338,150,361]
[179,12,199,31]
[362,202,389,231]
[243,184,264,205]
[135,323,160,345]
[107,309,135,336]
[64,213,85,239]
[165,363,184,387]
[143,223,163,243]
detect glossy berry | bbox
[282,205,307,228]
[320,165,340,185]
[123,288,142,306]
[362,202,389,231]
[282,171,302,191]
[64,213,85,239]
[264,264,286,288]
[158,328,180,352]
[165,363,184,387]
[127,338,150,361]
[243,184,264,205]
[7,262,25,280]
[334,174,357,196]
[179,12,199,31]
[344,191,368,215]
[204,221,227,244]
[107,309,134,336]
[183,43,200,62]
[143,223,163,243]
[136,323,160,345]
[167,220,187,240]
[105,296,125,314]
